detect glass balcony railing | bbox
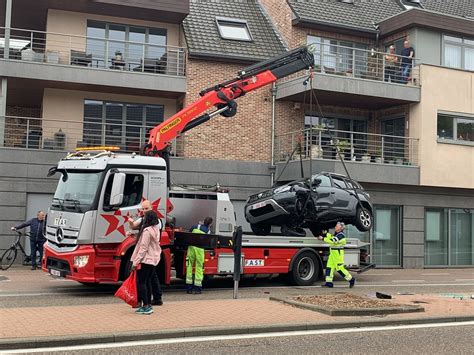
[0,27,186,76]
[1,115,184,156]
[275,127,419,166]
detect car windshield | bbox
[52,171,103,212]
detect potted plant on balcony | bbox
[374,148,383,164]
[335,139,349,160]
[114,50,123,61]
[361,151,371,162]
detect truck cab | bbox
[43,149,170,284]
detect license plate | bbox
[245,259,264,266]
[50,269,61,277]
[251,202,266,210]
[54,218,67,226]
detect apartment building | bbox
[0,0,472,268]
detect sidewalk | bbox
[1,293,473,350]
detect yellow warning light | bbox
[75,146,120,151]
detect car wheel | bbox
[288,251,321,286]
[250,223,271,236]
[355,206,373,231]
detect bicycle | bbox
[1,231,41,270]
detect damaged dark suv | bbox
[244,172,373,237]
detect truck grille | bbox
[248,190,273,204]
[46,257,71,275]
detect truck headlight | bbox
[73,255,89,268]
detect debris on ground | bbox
[293,294,405,309]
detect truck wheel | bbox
[289,251,320,286]
[354,206,372,231]
[250,223,271,236]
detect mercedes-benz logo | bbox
[56,227,64,243]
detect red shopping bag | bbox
[114,270,138,307]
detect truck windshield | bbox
[51,171,103,212]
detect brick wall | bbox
[183,59,274,162]
[259,0,293,47]
[4,106,42,148]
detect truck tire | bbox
[289,251,320,286]
[250,223,271,236]
[354,206,372,231]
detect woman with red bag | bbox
[130,210,162,315]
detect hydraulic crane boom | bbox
[143,47,314,156]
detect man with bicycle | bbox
[12,211,46,270]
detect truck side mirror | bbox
[109,173,126,206]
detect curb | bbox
[270,296,424,316]
[1,316,474,350]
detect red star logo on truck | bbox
[101,198,163,237]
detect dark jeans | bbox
[151,266,162,300]
[137,263,154,306]
[384,65,398,83]
[30,239,44,268]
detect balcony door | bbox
[381,117,405,161]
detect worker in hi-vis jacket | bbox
[186,217,213,294]
[318,222,355,288]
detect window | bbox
[103,173,144,209]
[86,21,167,69]
[425,208,473,266]
[312,174,331,187]
[83,100,165,150]
[373,205,401,266]
[307,35,368,75]
[332,176,347,189]
[216,18,252,41]
[443,35,474,70]
[437,113,474,144]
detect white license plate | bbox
[251,202,266,210]
[50,269,61,277]
[245,259,264,266]
[54,218,67,226]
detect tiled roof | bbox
[183,0,286,62]
[287,0,404,32]
[421,0,474,19]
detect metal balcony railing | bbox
[1,116,184,156]
[280,42,420,86]
[275,128,419,166]
[0,27,186,76]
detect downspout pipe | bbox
[270,83,277,187]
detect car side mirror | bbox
[109,172,126,206]
[312,178,322,187]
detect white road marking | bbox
[5,321,474,353]
[455,279,474,282]
[366,273,393,276]
[422,273,450,276]
[391,280,425,283]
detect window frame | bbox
[437,111,474,146]
[442,34,474,71]
[215,17,253,42]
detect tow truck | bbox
[42,47,372,286]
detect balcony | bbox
[274,128,420,185]
[0,27,186,96]
[1,115,184,157]
[277,43,421,108]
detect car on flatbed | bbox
[244,172,373,237]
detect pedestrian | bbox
[128,200,163,306]
[130,209,162,315]
[384,45,399,83]
[400,39,415,84]
[318,222,355,288]
[186,217,213,294]
[11,211,46,270]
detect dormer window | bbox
[216,17,252,41]
[400,0,423,10]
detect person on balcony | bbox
[384,45,399,83]
[400,40,415,84]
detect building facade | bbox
[0,0,472,268]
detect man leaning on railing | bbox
[400,39,415,84]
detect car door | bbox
[329,176,352,215]
[312,174,335,210]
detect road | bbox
[6,322,474,354]
[0,266,473,308]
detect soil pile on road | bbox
[293,293,405,309]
